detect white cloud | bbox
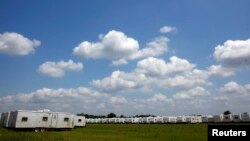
[73,30,169,62]
[92,71,139,92]
[219,81,247,95]
[130,37,169,59]
[0,32,41,55]
[148,93,172,103]
[213,81,250,111]
[137,56,195,76]
[173,86,209,100]
[38,60,83,77]
[109,96,127,105]
[111,59,128,66]
[214,39,250,68]
[93,56,209,92]
[73,30,139,60]
[160,26,177,33]
[207,65,235,77]
[0,87,111,113]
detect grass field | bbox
[0,124,207,141]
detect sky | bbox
[0,0,250,116]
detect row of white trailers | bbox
[86,113,250,124]
[0,110,86,131]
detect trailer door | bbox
[51,114,58,128]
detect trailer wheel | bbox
[40,128,45,132]
[34,128,39,132]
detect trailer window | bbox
[21,117,28,122]
[78,119,82,122]
[42,117,48,121]
[64,117,69,122]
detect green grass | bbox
[0,124,207,141]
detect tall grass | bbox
[0,124,207,141]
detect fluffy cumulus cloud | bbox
[73,30,139,60]
[159,25,177,33]
[73,30,169,63]
[38,60,83,77]
[111,59,128,66]
[212,81,250,112]
[173,86,209,100]
[219,81,250,96]
[92,56,212,93]
[207,65,235,77]
[146,93,172,103]
[0,87,112,113]
[130,37,169,59]
[92,71,140,92]
[214,39,250,68]
[137,56,195,76]
[109,96,127,105]
[0,32,41,55]
[214,81,250,101]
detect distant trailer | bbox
[232,114,241,122]
[241,112,250,122]
[146,117,155,124]
[0,112,10,127]
[190,116,202,123]
[177,116,187,123]
[74,116,86,127]
[132,118,139,124]
[154,117,164,123]
[223,114,232,122]
[213,115,223,123]
[168,116,177,123]
[202,115,214,123]
[5,110,75,131]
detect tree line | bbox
[77,110,234,118]
[77,112,156,118]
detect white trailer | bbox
[232,114,241,122]
[154,117,164,123]
[190,116,202,123]
[146,117,155,124]
[0,112,10,127]
[5,110,75,131]
[162,116,167,123]
[207,115,214,122]
[202,115,214,123]
[125,118,132,123]
[241,112,250,122]
[223,114,232,122]
[177,116,187,123]
[168,116,177,123]
[132,117,139,124]
[213,115,223,122]
[118,118,125,124]
[74,116,86,127]
[101,118,109,123]
[185,116,191,123]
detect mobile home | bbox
[154,117,164,123]
[232,114,241,122]
[5,110,75,130]
[223,114,232,122]
[168,116,177,123]
[241,112,250,122]
[177,116,187,123]
[213,115,223,122]
[74,116,86,127]
[0,112,10,127]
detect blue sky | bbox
[0,0,250,115]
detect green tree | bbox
[107,112,116,118]
[223,110,231,115]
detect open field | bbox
[0,124,207,141]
